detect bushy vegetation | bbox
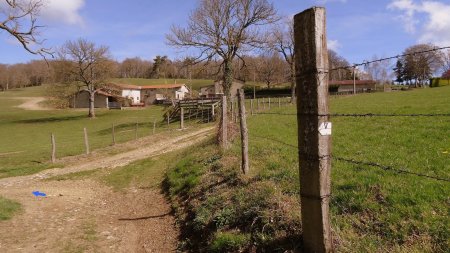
[430,78,450,87]
[165,86,450,252]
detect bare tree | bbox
[398,44,444,87]
[119,57,152,78]
[256,52,286,88]
[58,39,113,118]
[328,50,352,81]
[0,0,51,57]
[442,49,450,76]
[167,0,278,100]
[271,18,295,101]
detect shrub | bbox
[210,231,250,253]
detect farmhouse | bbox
[330,80,377,93]
[70,90,122,109]
[200,80,244,98]
[116,83,190,106]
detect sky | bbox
[1,0,449,65]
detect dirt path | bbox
[0,126,214,188]
[0,127,214,252]
[13,97,48,110]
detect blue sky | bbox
[1,0,449,65]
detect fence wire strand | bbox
[248,133,450,183]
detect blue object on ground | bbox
[32,191,47,197]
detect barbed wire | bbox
[334,157,450,183]
[248,133,450,183]
[329,45,450,72]
[255,112,450,117]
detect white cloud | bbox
[328,39,342,51]
[388,0,450,46]
[40,0,85,26]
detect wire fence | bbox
[238,46,450,185]
[0,114,212,164]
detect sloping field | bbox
[165,87,450,252]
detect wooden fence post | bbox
[251,99,254,116]
[230,98,234,123]
[135,122,138,140]
[262,97,266,110]
[112,124,116,145]
[51,133,56,163]
[237,89,249,174]
[268,97,271,109]
[207,107,211,123]
[257,98,260,111]
[167,114,170,127]
[180,108,184,129]
[295,7,333,253]
[84,127,90,155]
[221,96,228,149]
[278,97,281,107]
[153,120,156,135]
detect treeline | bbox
[393,44,450,87]
[0,49,356,91]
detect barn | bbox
[330,80,377,93]
[70,90,122,109]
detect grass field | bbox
[0,86,205,179]
[0,196,22,220]
[165,87,450,252]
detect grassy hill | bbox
[164,87,450,252]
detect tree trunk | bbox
[88,91,96,118]
[223,59,233,99]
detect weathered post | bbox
[235,101,239,122]
[51,133,56,163]
[237,89,249,174]
[262,97,265,110]
[251,99,254,116]
[112,124,116,145]
[221,96,228,149]
[257,98,260,112]
[230,98,234,123]
[295,7,333,253]
[278,97,281,107]
[153,120,156,135]
[135,122,138,140]
[268,97,271,109]
[167,114,170,127]
[211,104,215,117]
[353,66,356,95]
[180,108,184,129]
[84,127,90,155]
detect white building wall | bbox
[121,89,141,104]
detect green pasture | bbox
[165,86,450,252]
[0,196,22,221]
[0,86,205,178]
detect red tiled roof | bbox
[113,83,185,90]
[330,80,376,85]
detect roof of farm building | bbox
[112,83,186,90]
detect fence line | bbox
[255,112,450,117]
[248,133,450,183]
